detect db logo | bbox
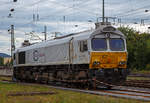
[33,50,39,61]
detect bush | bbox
[146,64,150,70]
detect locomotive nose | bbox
[89,52,127,69]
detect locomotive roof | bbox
[14,25,125,53]
[15,30,94,52]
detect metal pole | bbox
[63,16,66,33]
[44,25,47,40]
[141,19,142,25]
[37,14,39,21]
[63,16,66,23]
[33,14,35,22]
[106,17,108,22]
[113,18,116,25]
[120,18,122,27]
[102,0,105,23]
[11,25,15,58]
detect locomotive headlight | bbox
[119,61,126,65]
[93,61,100,66]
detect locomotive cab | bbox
[89,26,128,84]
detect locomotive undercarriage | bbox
[13,64,127,88]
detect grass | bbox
[127,69,150,80]
[0,76,12,81]
[127,76,150,80]
[0,80,149,103]
[131,69,150,74]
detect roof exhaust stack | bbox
[22,40,31,47]
[95,22,111,29]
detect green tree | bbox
[118,27,150,70]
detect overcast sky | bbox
[0,0,150,54]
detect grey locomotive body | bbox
[13,24,128,88]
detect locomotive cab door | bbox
[69,37,74,64]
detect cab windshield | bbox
[109,38,125,51]
[92,38,107,51]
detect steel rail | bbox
[1,81,150,102]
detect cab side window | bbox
[18,51,26,64]
[79,40,88,52]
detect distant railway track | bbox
[124,80,150,88]
[128,73,150,78]
[0,75,12,77]
[0,66,11,69]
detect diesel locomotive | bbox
[13,23,128,88]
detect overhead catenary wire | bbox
[9,0,99,27]
[47,0,99,15]
[0,1,12,6]
[114,4,150,17]
[7,0,150,22]
[12,0,128,33]
[5,0,150,54]
[16,0,99,27]
[38,0,100,24]
[14,0,49,11]
[11,0,98,18]
[11,2,150,31]
[13,0,123,23]
[10,0,150,36]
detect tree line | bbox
[0,57,12,67]
[119,27,150,71]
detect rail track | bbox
[1,75,150,101]
[1,80,150,102]
[1,75,150,89]
[124,80,150,88]
[49,86,150,101]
